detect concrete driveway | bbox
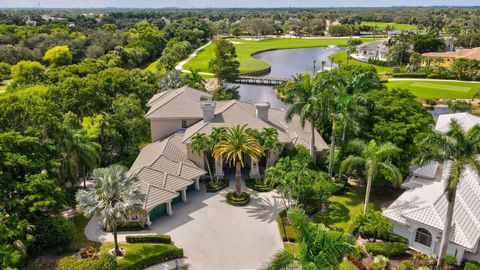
[85,179,285,270]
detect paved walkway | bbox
[175,41,213,76]
[85,177,285,270]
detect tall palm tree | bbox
[284,73,324,161]
[212,125,264,197]
[263,207,357,270]
[191,133,215,183]
[60,127,101,188]
[414,120,480,268]
[76,165,144,256]
[258,128,282,172]
[340,139,402,213]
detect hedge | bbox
[31,217,76,255]
[125,234,171,244]
[391,73,428,78]
[206,179,228,192]
[119,245,184,270]
[105,222,145,232]
[57,254,117,270]
[245,178,273,192]
[277,210,297,242]
[364,241,408,258]
[226,191,251,206]
[465,261,480,270]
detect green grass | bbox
[360,21,418,30]
[314,186,398,232]
[184,38,373,74]
[330,51,393,74]
[100,243,182,270]
[385,79,480,99]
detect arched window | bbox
[415,228,432,247]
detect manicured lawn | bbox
[314,186,399,233]
[360,21,418,30]
[184,38,373,74]
[385,79,480,99]
[330,51,393,74]
[100,243,183,270]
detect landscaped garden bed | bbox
[226,191,250,206]
[277,209,297,242]
[125,234,171,244]
[206,178,229,192]
[245,178,273,192]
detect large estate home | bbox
[354,40,389,61]
[129,86,328,223]
[383,113,480,264]
[422,47,480,68]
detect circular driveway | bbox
[86,181,285,270]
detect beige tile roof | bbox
[182,99,328,151]
[422,47,480,61]
[145,86,213,119]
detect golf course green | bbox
[183,38,373,74]
[385,79,480,99]
[360,21,418,30]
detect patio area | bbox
[85,176,285,270]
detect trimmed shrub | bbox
[379,77,389,83]
[31,217,76,255]
[245,178,273,192]
[391,72,428,78]
[125,234,171,244]
[57,254,117,270]
[445,255,458,268]
[387,233,408,244]
[120,245,184,270]
[465,260,480,270]
[226,191,250,206]
[277,210,296,242]
[372,255,389,270]
[105,222,144,232]
[206,179,228,192]
[352,211,390,241]
[364,241,408,258]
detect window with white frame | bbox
[414,228,432,247]
[181,119,188,129]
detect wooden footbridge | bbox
[235,76,289,86]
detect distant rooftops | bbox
[422,47,480,61]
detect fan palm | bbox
[262,207,357,270]
[414,120,480,268]
[191,133,215,183]
[212,125,264,197]
[284,73,324,160]
[76,165,145,256]
[60,126,101,187]
[258,128,282,171]
[340,139,402,213]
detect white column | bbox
[166,201,173,216]
[250,159,260,178]
[181,189,188,202]
[146,215,152,226]
[195,178,200,190]
[214,157,224,179]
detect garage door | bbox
[149,203,167,220]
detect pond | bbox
[229,46,348,109]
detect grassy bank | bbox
[360,21,417,30]
[183,38,373,74]
[386,79,480,99]
[330,51,393,74]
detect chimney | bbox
[255,102,270,122]
[201,102,216,122]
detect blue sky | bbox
[1,0,479,8]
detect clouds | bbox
[1,0,478,8]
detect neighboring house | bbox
[24,16,37,26]
[129,86,328,222]
[422,47,480,68]
[383,113,480,264]
[354,40,389,61]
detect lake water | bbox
[229,46,348,109]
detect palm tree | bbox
[212,125,264,197]
[321,60,326,71]
[60,126,101,188]
[284,73,324,160]
[263,207,357,270]
[340,139,402,213]
[76,165,145,256]
[258,128,282,172]
[414,120,480,268]
[191,133,214,183]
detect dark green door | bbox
[187,183,195,192]
[149,204,166,220]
